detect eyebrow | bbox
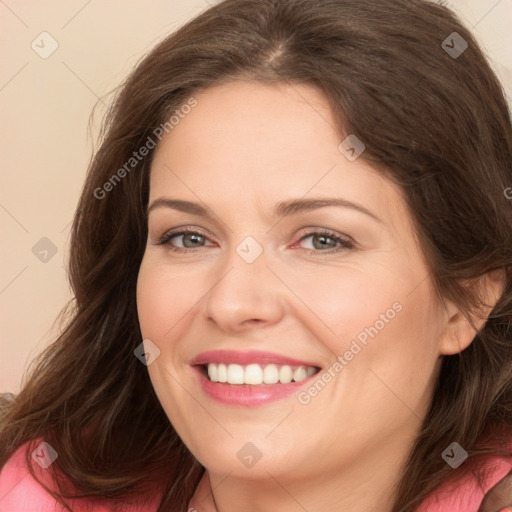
[147,197,383,224]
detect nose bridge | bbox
[214,233,270,300]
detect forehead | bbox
[149,80,407,228]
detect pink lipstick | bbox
[190,350,321,406]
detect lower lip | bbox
[192,366,318,406]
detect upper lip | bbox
[190,350,320,368]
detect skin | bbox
[136,80,485,512]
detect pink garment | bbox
[0,439,161,511]
[1,438,511,511]
[187,458,512,512]
[415,451,512,512]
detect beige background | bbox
[1,0,511,394]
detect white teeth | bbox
[217,363,227,383]
[263,364,279,384]
[206,363,317,385]
[293,366,308,382]
[244,364,263,385]
[279,365,293,384]
[208,364,218,382]
[227,364,244,384]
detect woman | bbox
[1,0,511,510]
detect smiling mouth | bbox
[201,363,320,385]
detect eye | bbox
[294,230,355,253]
[154,227,355,254]
[155,227,213,253]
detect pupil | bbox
[315,234,333,249]
[185,234,202,247]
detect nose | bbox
[203,240,287,332]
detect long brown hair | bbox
[1,0,511,510]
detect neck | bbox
[208,428,417,512]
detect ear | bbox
[439,269,506,356]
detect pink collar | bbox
[188,453,512,512]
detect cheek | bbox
[291,263,441,390]
[136,259,198,340]
[285,263,405,351]
[136,260,199,437]
[331,284,442,425]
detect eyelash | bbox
[154,227,355,255]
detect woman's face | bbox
[136,80,454,485]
